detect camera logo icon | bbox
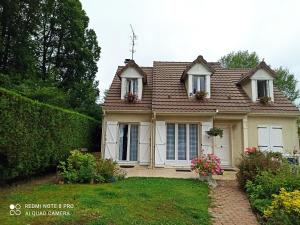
[9,204,21,216]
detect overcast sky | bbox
[81,0,300,99]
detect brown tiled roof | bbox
[237,61,276,84]
[103,59,299,114]
[103,66,152,111]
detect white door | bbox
[202,122,213,155]
[104,121,118,160]
[139,122,151,165]
[214,126,231,166]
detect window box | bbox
[195,90,208,100]
[125,92,137,103]
[259,96,271,105]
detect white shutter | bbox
[155,121,166,167]
[270,126,283,153]
[202,122,213,155]
[139,122,151,165]
[258,125,270,152]
[104,121,118,160]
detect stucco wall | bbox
[247,116,299,153]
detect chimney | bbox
[124,59,132,64]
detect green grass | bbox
[0,177,210,225]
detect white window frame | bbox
[251,79,274,102]
[166,123,200,165]
[192,75,206,93]
[188,74,211,98]
[118,123,139,162]
[126,78,138,95]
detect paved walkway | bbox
[210,180,259,225]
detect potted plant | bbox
[125,92,137,103]
[195,91,207,100]
[259,96,271,105]
[191,153,223,188]
[206,127,223,138]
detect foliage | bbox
[0,87,100,182]
[236,148,282,188]
[206,127,223,137]
[259,96,271,105]
[58,151,126,184]
[263,188,300,225]
[0,178,211,225]
[0,0,101,120]
[58,150,96,183]
[245,166,300,215]
[191,154,223,176]
[219,50,260,69]
[274,67,300,102]
[195,90,207,100]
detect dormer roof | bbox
[180,55,215,82]
[237,61,276,84]
[116,60,147,84]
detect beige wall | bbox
[156,115,213,123]
[247,116,299,153]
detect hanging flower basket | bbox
[125,92,137,103]
[195,91,207,100]
[259,96,271,105]
[206,127,223,138]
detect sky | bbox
[80,0,300,100]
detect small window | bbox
[119,124,138,161]
[192,75,206,94]
[257,80,268,98]
[126,78,138,94]
[166,124,175,160]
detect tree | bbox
[219,50,259,69]
[274,67,300,102]
[0,0,101,120]
[219,50,299,102]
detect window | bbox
[192,75,206,94]
[119,124,138,161]
[126,78,138,94]
[166,123,198,161]
[166,124,175,160]
[257,80,268,98]
[258,125,283,152]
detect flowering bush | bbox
[263,188,300,224]
[237,147,282,188]
[191,154,223,176]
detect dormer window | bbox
[192,75,206,94]
[257,80,269,98]
[126,78,138,94]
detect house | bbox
[101,55,299,169]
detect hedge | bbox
[0,87,101,182]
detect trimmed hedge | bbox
[0,87,101,182]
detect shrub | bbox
[58,151,127,184]
[245,167,300,214]
[264,188,300,225]
[236,148,282,188]
[0,87,101,182]
[195,91,207,100]
[58,150,96,183]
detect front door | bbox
[214,125,231,166]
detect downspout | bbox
[101,109,106,159]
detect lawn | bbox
[0,177,210,225]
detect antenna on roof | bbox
[130,24,137,60]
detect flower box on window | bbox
[125,92,137,103]
[259,96,271,105]
[195,91,207,100]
